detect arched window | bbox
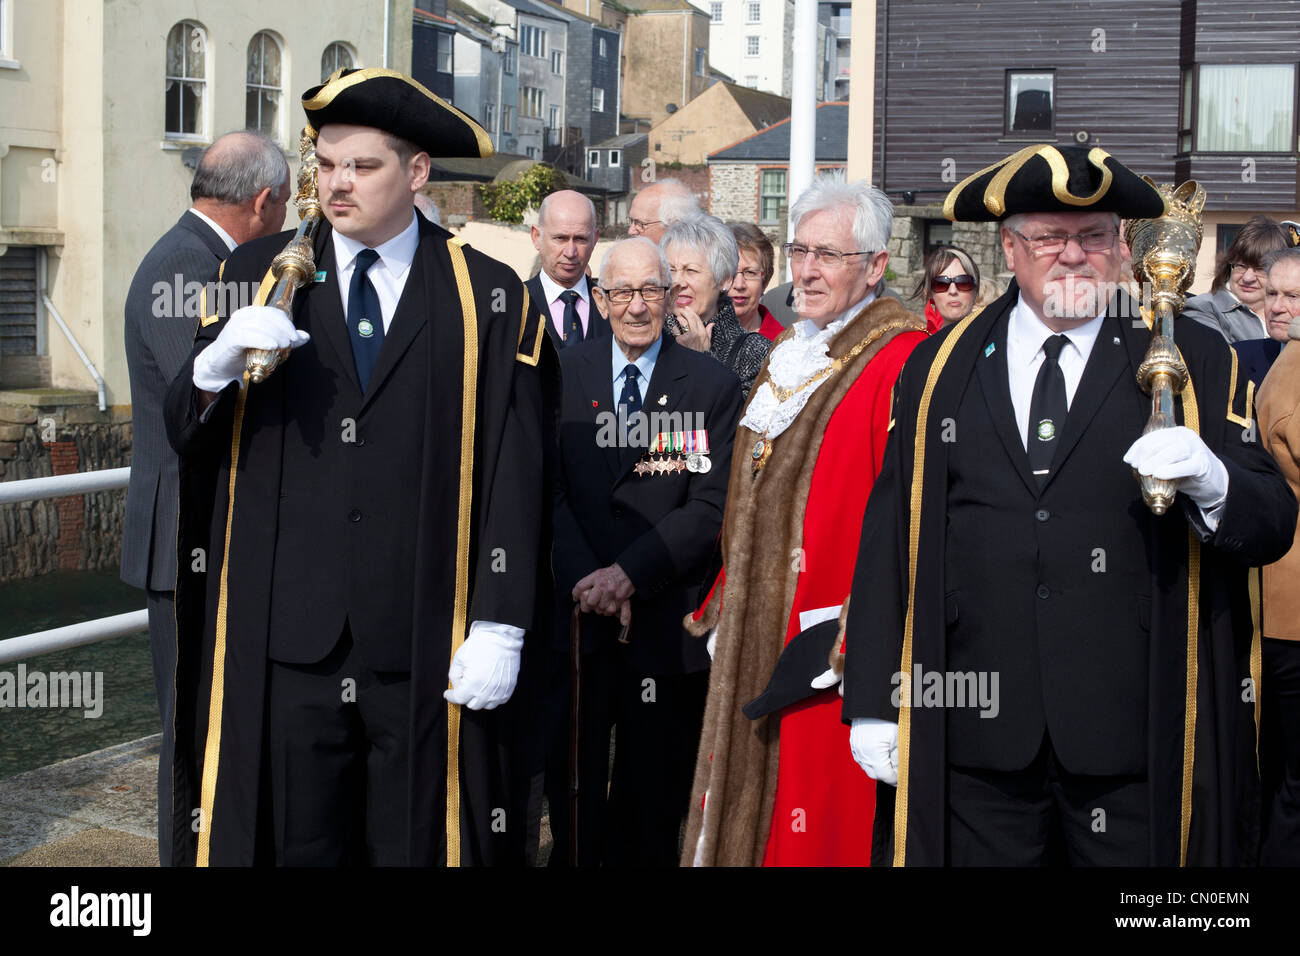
[321,41,355,82]
[246,31,283,140]
[165,20,207,137]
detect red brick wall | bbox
[47,440,83,571]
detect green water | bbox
[0,570,156,778]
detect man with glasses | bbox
[844,144,1295,866]
[685,175,929,865]
[548,236,742,864]
[626,178,700,243]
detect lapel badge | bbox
[1113,336,1121,345]
[984,342,996,358]
[658,394,667,406]
[314,270,327,283]
[592,399,599,408]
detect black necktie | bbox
[347,248,384,392]
[1028,334,1069,488]
[618,363,642,420]
[560,289,583,347]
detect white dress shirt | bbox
[331,211,420,333]
[1005,295,1106,449]
[189,208,238,252]
[1006,294,1224,529]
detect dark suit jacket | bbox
[166,216,552,672]
[122,210,229,591]
[553,332,742,675]
[525,273,608,350]
[1233,337,1283,391]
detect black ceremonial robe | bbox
[165,216,558,866]
[842,282,1297,866]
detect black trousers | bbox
[545,634,707,866]
[146,588,179,866]
[1261,637,1300,866]
[267,623,411,866]
[946,733,1149,866]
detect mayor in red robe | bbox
[682,176,927,866]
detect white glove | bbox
[443,623,524,711]
[193,305,310,392]
[1122,426,1229,512]
[850,717,898,786]
[811,667,843,695]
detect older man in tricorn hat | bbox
[842,144,1296,866]
[165,69,557,866]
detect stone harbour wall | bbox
[0,393,131,582]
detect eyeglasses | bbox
[597,285,670,304]
[1230,262,1264,276]
[1009,228,1119,256]
[783,243,875,267]
[932,274,976,293]
[628,218,663,232]
[733,268,763,282]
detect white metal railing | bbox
[0,466,146,662]
[0,467,131,505]
[0,611,149,665]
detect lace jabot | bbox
[740,310,856,439]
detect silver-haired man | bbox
[683,173,930,865]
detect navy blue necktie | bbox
[618,363,642,420]
[559,289,583,347]
[347,248,384,392]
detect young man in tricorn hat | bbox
[165,69,557,866]
[842,144,1295,866]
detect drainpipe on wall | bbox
[39,248,107,411]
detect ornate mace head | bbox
[1124,178,1206,316]
[294,126,321,220]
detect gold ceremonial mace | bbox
[244,127,324,383]
[1123,178,1207,515]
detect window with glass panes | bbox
[320,41,354,82]
[165,20,207,137]
[246,31,282,140]
[760,169,785,223]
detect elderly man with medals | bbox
[165,69,557,866]
[844,144,1297,866]
[549,236,742,866]
[683,175,928,866]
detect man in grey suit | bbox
[122,129,289,865]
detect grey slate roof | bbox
[708,102,849,163]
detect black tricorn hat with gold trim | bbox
[943,144,1166,222]
[302,67,494,159]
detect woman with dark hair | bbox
[727,222,785,341]
[911,245,980,332]
[662,214,772,397]
[1183,215,1291,343]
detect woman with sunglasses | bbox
[1182,215,1291,343]
[911,245,981,332]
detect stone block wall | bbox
[708,164,760,227]
[0,395,131,582]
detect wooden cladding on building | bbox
[874,0,1299,212]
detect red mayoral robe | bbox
[684,296,926,867]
